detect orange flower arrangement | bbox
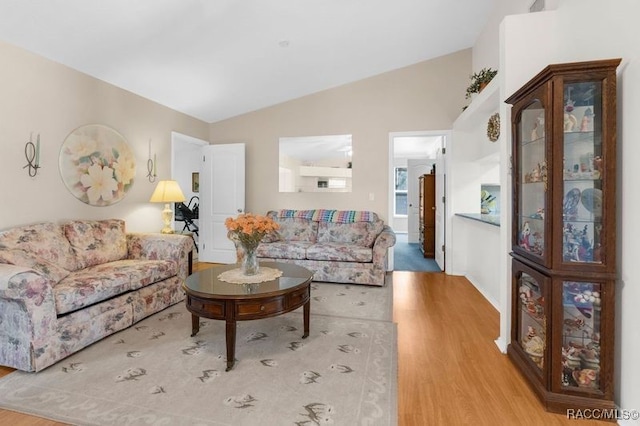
[225,213,279,251]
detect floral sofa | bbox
[0,219,193,372]
[257,209,396,286]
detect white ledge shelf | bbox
[454,77,500,131]
[455,213,501,227]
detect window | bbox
[394,167,407,216]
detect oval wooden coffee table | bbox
[182,261,313,371]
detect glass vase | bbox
[230,233,245,265]
[242,246,259,276]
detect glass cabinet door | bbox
[561,81,604,266]
[558,281,603,392]
[513,260,548,382]
[515,98,548,264]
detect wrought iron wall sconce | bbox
[147,139,157,183]
[23,132,41,177]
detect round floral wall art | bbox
[59,124,136,206]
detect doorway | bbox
[171,134,246,263]
[171,132,208,256]
[388,131,448,272]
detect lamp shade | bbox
[150,180,186,203]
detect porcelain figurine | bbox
[564,112,578,132]
[593,156,603,179]
[580,107,594,132]
[531,114,545,140]
[520,221,532,251]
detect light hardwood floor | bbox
[0,265,611,425]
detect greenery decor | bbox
[465,68,498,99]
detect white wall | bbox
[493,8,560,354]
[208,50,472,223]
[455,216,501,308]
[472,0,532,72]
[0,40,210,232]
[449,78,501,276]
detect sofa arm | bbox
[372,225,396,267]
[127,233,194,279]
[0,264,58,370]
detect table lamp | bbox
[150,180,186,233]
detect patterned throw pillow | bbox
[317,220,384,247]
[63,219,128,269]
[274,218,318,242]
[0,249,71,284]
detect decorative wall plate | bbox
[59,124,135,206]
[487,113,500,142]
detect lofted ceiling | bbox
[0,0,494,123]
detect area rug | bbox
[309,277,393,321]
[0,283,397,426]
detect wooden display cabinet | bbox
[506,59,620,414]
[419,174,435,257]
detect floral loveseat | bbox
[257,209,396,286]
[0,219,193,372]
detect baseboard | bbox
[494,336,508,354]
[465,273,500,312]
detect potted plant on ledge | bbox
[465,68,498,99]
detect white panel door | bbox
[199,143,245,263]
[435,143,446,271]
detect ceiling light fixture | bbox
[278,40,290,48]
